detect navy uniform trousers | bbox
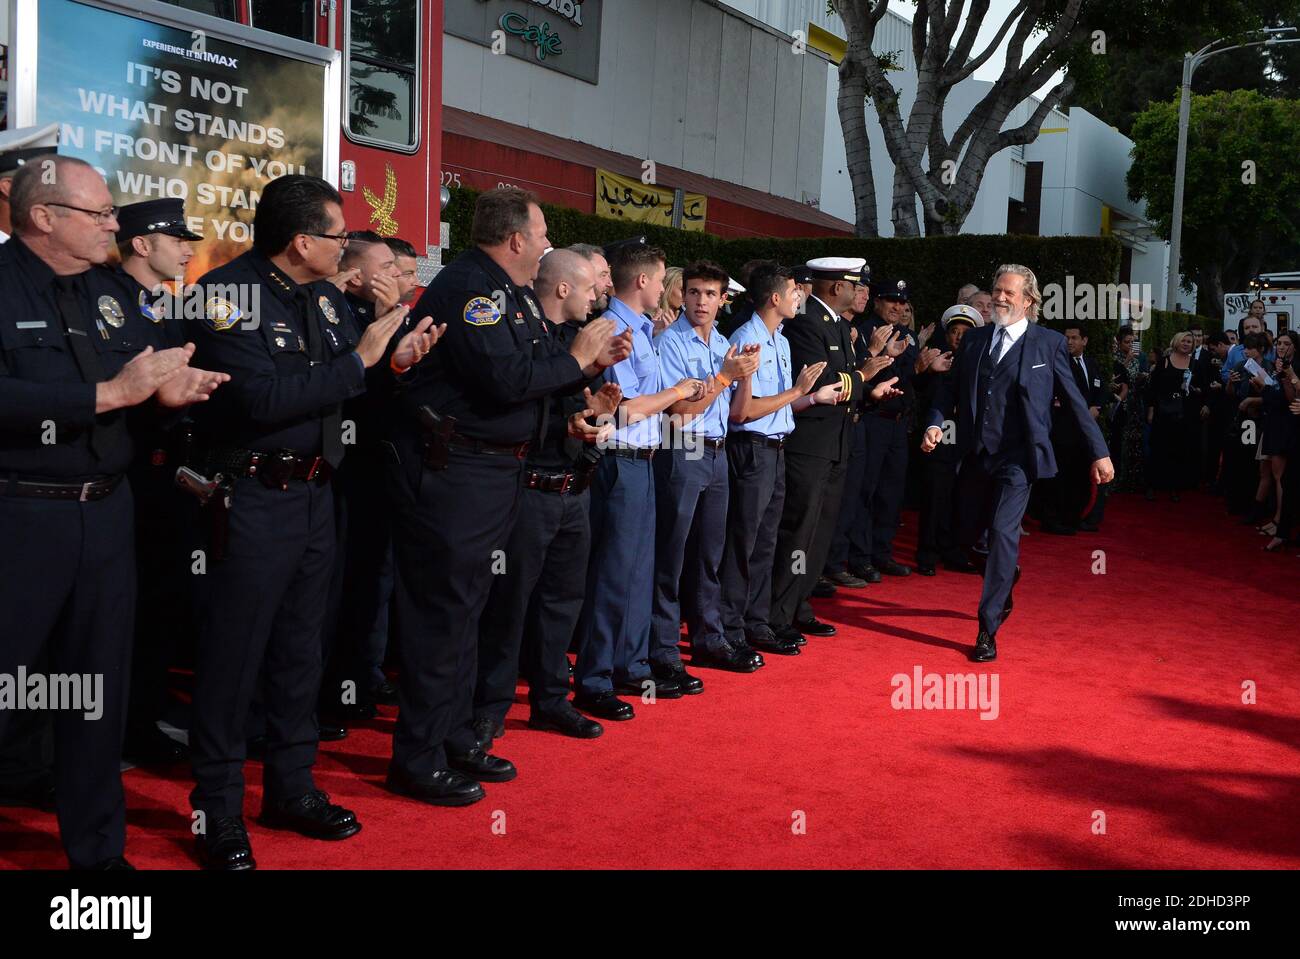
[476,486,590,724]
[824,416,867,573]
[650,445,730,663]
[770,450,848,628]
[190,477,334,819]
[0,482,134,867]
[854,414,910,567]
[388,447,524,777]
[719,435,785,644]
[576,453,655,696]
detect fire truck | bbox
[2,0,445,282]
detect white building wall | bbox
[442,0,830,205]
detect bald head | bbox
[535,248,597,324]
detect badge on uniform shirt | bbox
[137,289,160,324]
[463,296,501,327]
[98,295,125,328]
[206,297,243,332]
[319,295,340,325]
[525,296,541,321]
[275,336,287,348]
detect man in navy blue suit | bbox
[922,264,1113,662]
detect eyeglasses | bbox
[306,231,350,247]
[43,202,119,226]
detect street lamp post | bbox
[1165,27,1300,312]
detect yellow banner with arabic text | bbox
[595,168,707,232]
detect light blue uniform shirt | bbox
[728,313,794,439]
[604,296,663,449]
[656,315,731,439]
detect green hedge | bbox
[1141,308,1222,353]
[444,186,1124,329]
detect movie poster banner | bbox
[33,0,330,279]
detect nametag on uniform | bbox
[16,321,48,329]
[1093,378,1101,387]
[829,345,840,351]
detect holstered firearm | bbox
[417,405,456,471]
[568,444,603,494]
[175,466,235,560]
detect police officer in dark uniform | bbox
[0,156,226,868]
[473,248,613,743]
[318,230,411,728]
[385,188,629,806]
[186,175,430,869]
[855,279,921,579]
[114,198,204,766]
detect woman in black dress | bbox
[1145,332,1205,501]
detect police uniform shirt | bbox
[656,314,731,440]
[865,317,919,414]
[604,295,663,449]
[397,247,584,446]
[188,249,364,454]
[113,267,185,349]
[0,236,155,478]
[728,312,794,439]
[529,319,598,472]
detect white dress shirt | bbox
[991,317,1029,363]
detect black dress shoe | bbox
[810,577,838,598]
[197,816,256,871]
[528,705,603,739]
[732,640,765,668]
[123,724,189,767]
[773,625,807,646]
[876,560,911,576]
[971,630,997,662]
[317,722,348,742]
[386,768,485,807]
[692,645,762,672]
[651,660,704,694]
[573,691,635,721]
[825,569,869,588]
[259,789,362,840]
[916,564,937,576]
[794,618,837,637]
[616,672,683,700]
[448,747,517,783]
[750,632,800,655]
[83,856,135,871]
[849,564,882,584]
[472,716,505,748]
[370,680,400,706]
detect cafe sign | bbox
[445,0,603,84]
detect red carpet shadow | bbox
[948,744,1300,861]
[1143,696,1300,753]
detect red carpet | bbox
[4,491,1299,869]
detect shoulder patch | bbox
[463,296,501,327]
[206,297,244,332]
[138,289,161,324]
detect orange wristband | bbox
[715,373,733,390]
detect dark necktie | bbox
[991,326,1007,365]
[298,289,345,467]
[53,275,111,459]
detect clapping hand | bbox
[795,361,827,394]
